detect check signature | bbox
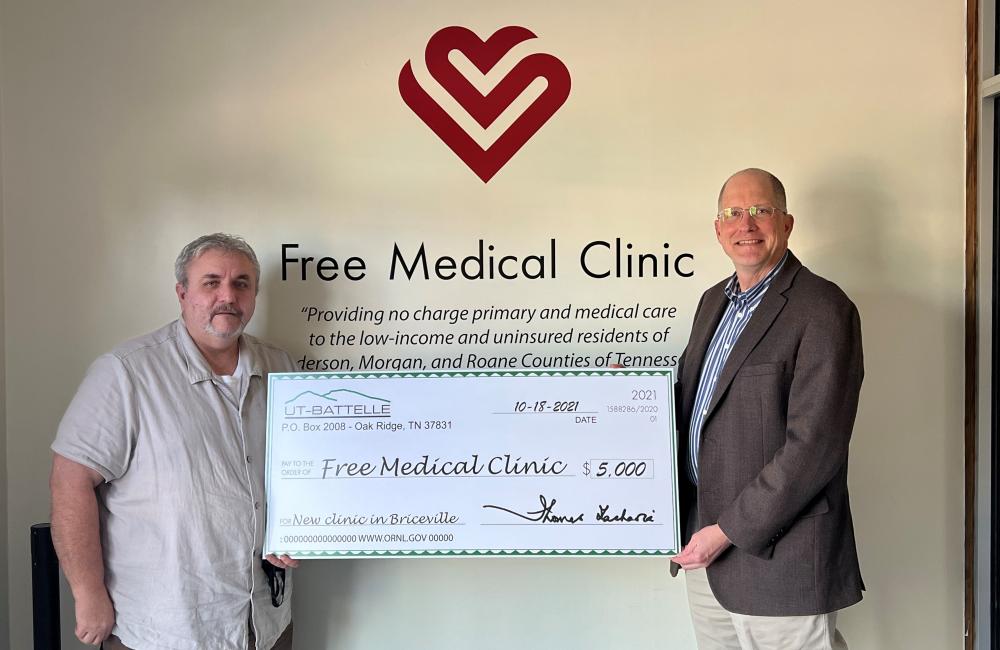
[483,494,584,524]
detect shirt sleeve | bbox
[52,353,137,482]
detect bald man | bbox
[672,169,864,649]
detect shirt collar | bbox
[174,319,262,384]
[723,250,790,303]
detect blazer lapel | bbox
[704,253,802,419]
[682,286,728,419]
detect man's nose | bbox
[216,283,236,302]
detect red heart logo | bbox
[399,26,571,183]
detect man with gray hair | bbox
[50,233,298,649]
[672,169,864,648]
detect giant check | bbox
[263,369,679,557]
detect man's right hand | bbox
[73,587,115,646]
[50,454,114,645]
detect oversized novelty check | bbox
[263,369,679,558]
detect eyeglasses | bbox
[716,205,783,223]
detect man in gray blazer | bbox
[671,169,864,649]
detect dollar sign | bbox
[583,461,591,476]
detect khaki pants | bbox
[103,622,293,650]
[685,568,847,650]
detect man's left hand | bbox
[265,554,300,569]
[672,524,732,570]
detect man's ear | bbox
[175,282,186,304]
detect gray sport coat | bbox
[674,251,865,616]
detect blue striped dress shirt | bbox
[687,251,789,485]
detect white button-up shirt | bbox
[53,320,294,650]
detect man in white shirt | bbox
[50,233,298,649]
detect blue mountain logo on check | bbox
[284,389,392,418]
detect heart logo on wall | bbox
[399,26,572,183]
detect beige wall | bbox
[0,1,966,648]
[0,13,8,644]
